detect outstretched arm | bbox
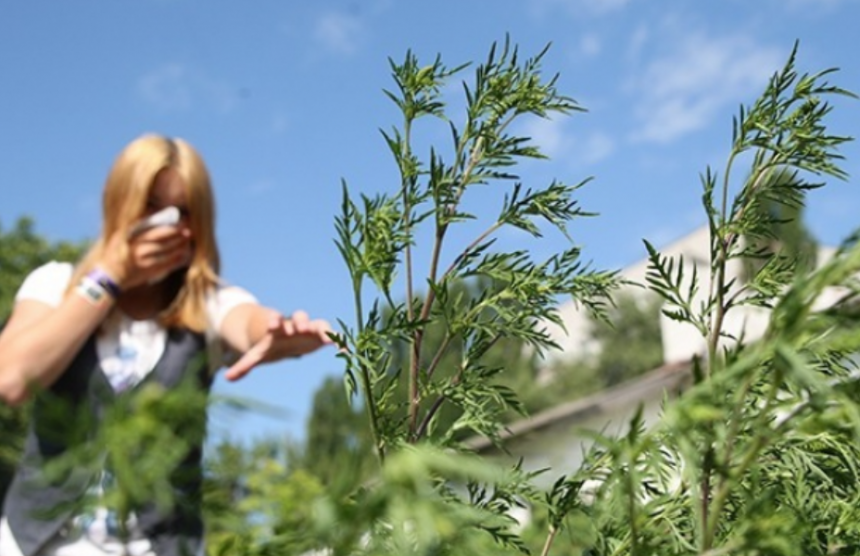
[218,304,334,381]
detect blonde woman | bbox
[0,134,334,556]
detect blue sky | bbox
[1,0,858,444]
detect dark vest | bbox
[2,328,211,556]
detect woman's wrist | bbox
[94,259,127,291]
[76,270,119,306]
[86,268,122,298]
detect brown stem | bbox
[415,373,462,441]
[401,115,420,443]
[708,158,781,372]
[442,221,504,282]
[408,330,423,441]
[425,333,453,380]
[418,133,488,323]
[410,136,487,438]
[415,392,450,441]
[540,526,559,556]
[416,335,501,440]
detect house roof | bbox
[464,360,692,453]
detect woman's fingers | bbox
[131,228,193,279]
[138,228,189,257]
[288,310,308,333]
[224,341,268,381]
[144,243,191,268]
[225,311,337,381]
[310,319,334,344]
[282,312,333,345]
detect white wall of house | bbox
[545,225,839,366]
[497,225,842,486]
[543,225,719,365]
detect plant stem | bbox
[415,391,450,440]
[418,133,486,322]
[716,371,757,480]
[441,221,504,282]
[707,149,741,371]
[700,151,781,549]
[540,526,558,556]
[425,333,453,379]
[417,334,501,441]
[708,154,781,369]
[401,116,423,443]
[419,220,504,383]
[401,117,416,327]
[700,148,740,551]
[410,133,487,439]
[353,279,384,464]
[607,537,632,556]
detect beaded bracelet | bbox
[86,268,121,298]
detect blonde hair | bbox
[68,134,221,332]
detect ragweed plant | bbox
[332,37,617,553]
[335,37,616,458]
[548,43,860,556]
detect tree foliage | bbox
[301,375,376,487]
[0,216,87,515]
[586,293,664,387]
[0,216,88,319]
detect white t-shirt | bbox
[0,261,257,556]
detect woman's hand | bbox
[224,309,335,381]
[99,225,193,290]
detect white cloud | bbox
[138,64,191,110]
[137,63,238,113]
[579,33,602,58]
[529,0,632,18]
[589,0,632,13]
[627,32,783,144]
[523,116,568,158]
[313,10,364,55]
[577,131,615,165]
[246,179,276,196]
[522,116,615,166]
